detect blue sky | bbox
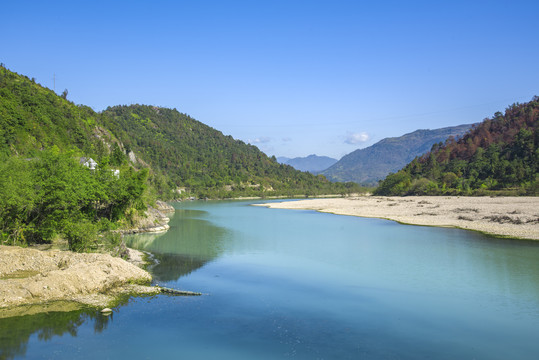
[2,0,538,159]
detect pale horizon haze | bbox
[2,0,538,159]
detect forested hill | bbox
[0,65,363,249]
[0,66,109,158]
[100,105,353,198]
[0,65,359,200]
[375,97,539,196]
[322,124,473,185]
[0,65,150,250]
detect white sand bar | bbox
[256,196,539,240]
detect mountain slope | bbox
[322,124,474,185]
[375,97,538,195]
[281,154,338,174]
[1,65,361,200]
[100,105,353,197]
[0,66,110,158]
[0,66,150,248]
[277,157,291,164]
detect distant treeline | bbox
[375,97,538,196]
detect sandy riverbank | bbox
[256,196,539,240]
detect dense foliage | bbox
[0,65,152,250]
[101,104,361,198]
[0,65,108,158]
[375,98,539,195]
[322,124,473,185]
[0,149,147,250]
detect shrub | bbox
[63,220,99,252]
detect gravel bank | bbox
[256,196,539,240]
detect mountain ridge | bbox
[322,124,474,185]
[278,154,338,174]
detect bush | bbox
[375,171,411,195]
[63,220,99,252]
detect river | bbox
[2,200,539,359]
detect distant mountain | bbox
[280,154,338,173]
[322,124,474,185]
[277,157,291,164]
[375,98,538,195]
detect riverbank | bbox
[0,201,176,316]
[256,196,539,240]
[118,200,175,235]
[0,245,160,317]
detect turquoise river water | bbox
[2,200,539,359]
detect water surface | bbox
[3,200,539,359]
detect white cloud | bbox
[344,132,369,145]
[248,136,272,144]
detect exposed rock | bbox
[118,202,175,235]
[128,150,137,164]
[155,200,175,213]
[0,246,158,311]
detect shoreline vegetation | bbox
[256,196,539,241]
[0,202,176,317]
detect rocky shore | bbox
[0,245,159,316]
[0,201,177,317]
[118,200,175,234]
[257,196,539,240]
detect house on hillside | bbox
[80,157,97,170]
[80,157,120,178]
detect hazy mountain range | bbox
[277,155,338,174]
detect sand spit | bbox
[0,245,159,315]
[256,196,539,240]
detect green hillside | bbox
[101,105,358,198]
[322,124,473,185]
[0,65,149,249]
[375,98,539,195]
[0,66,108,158]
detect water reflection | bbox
[0,304,112,360]
[150,253,209,282]
[125,208,231,282]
